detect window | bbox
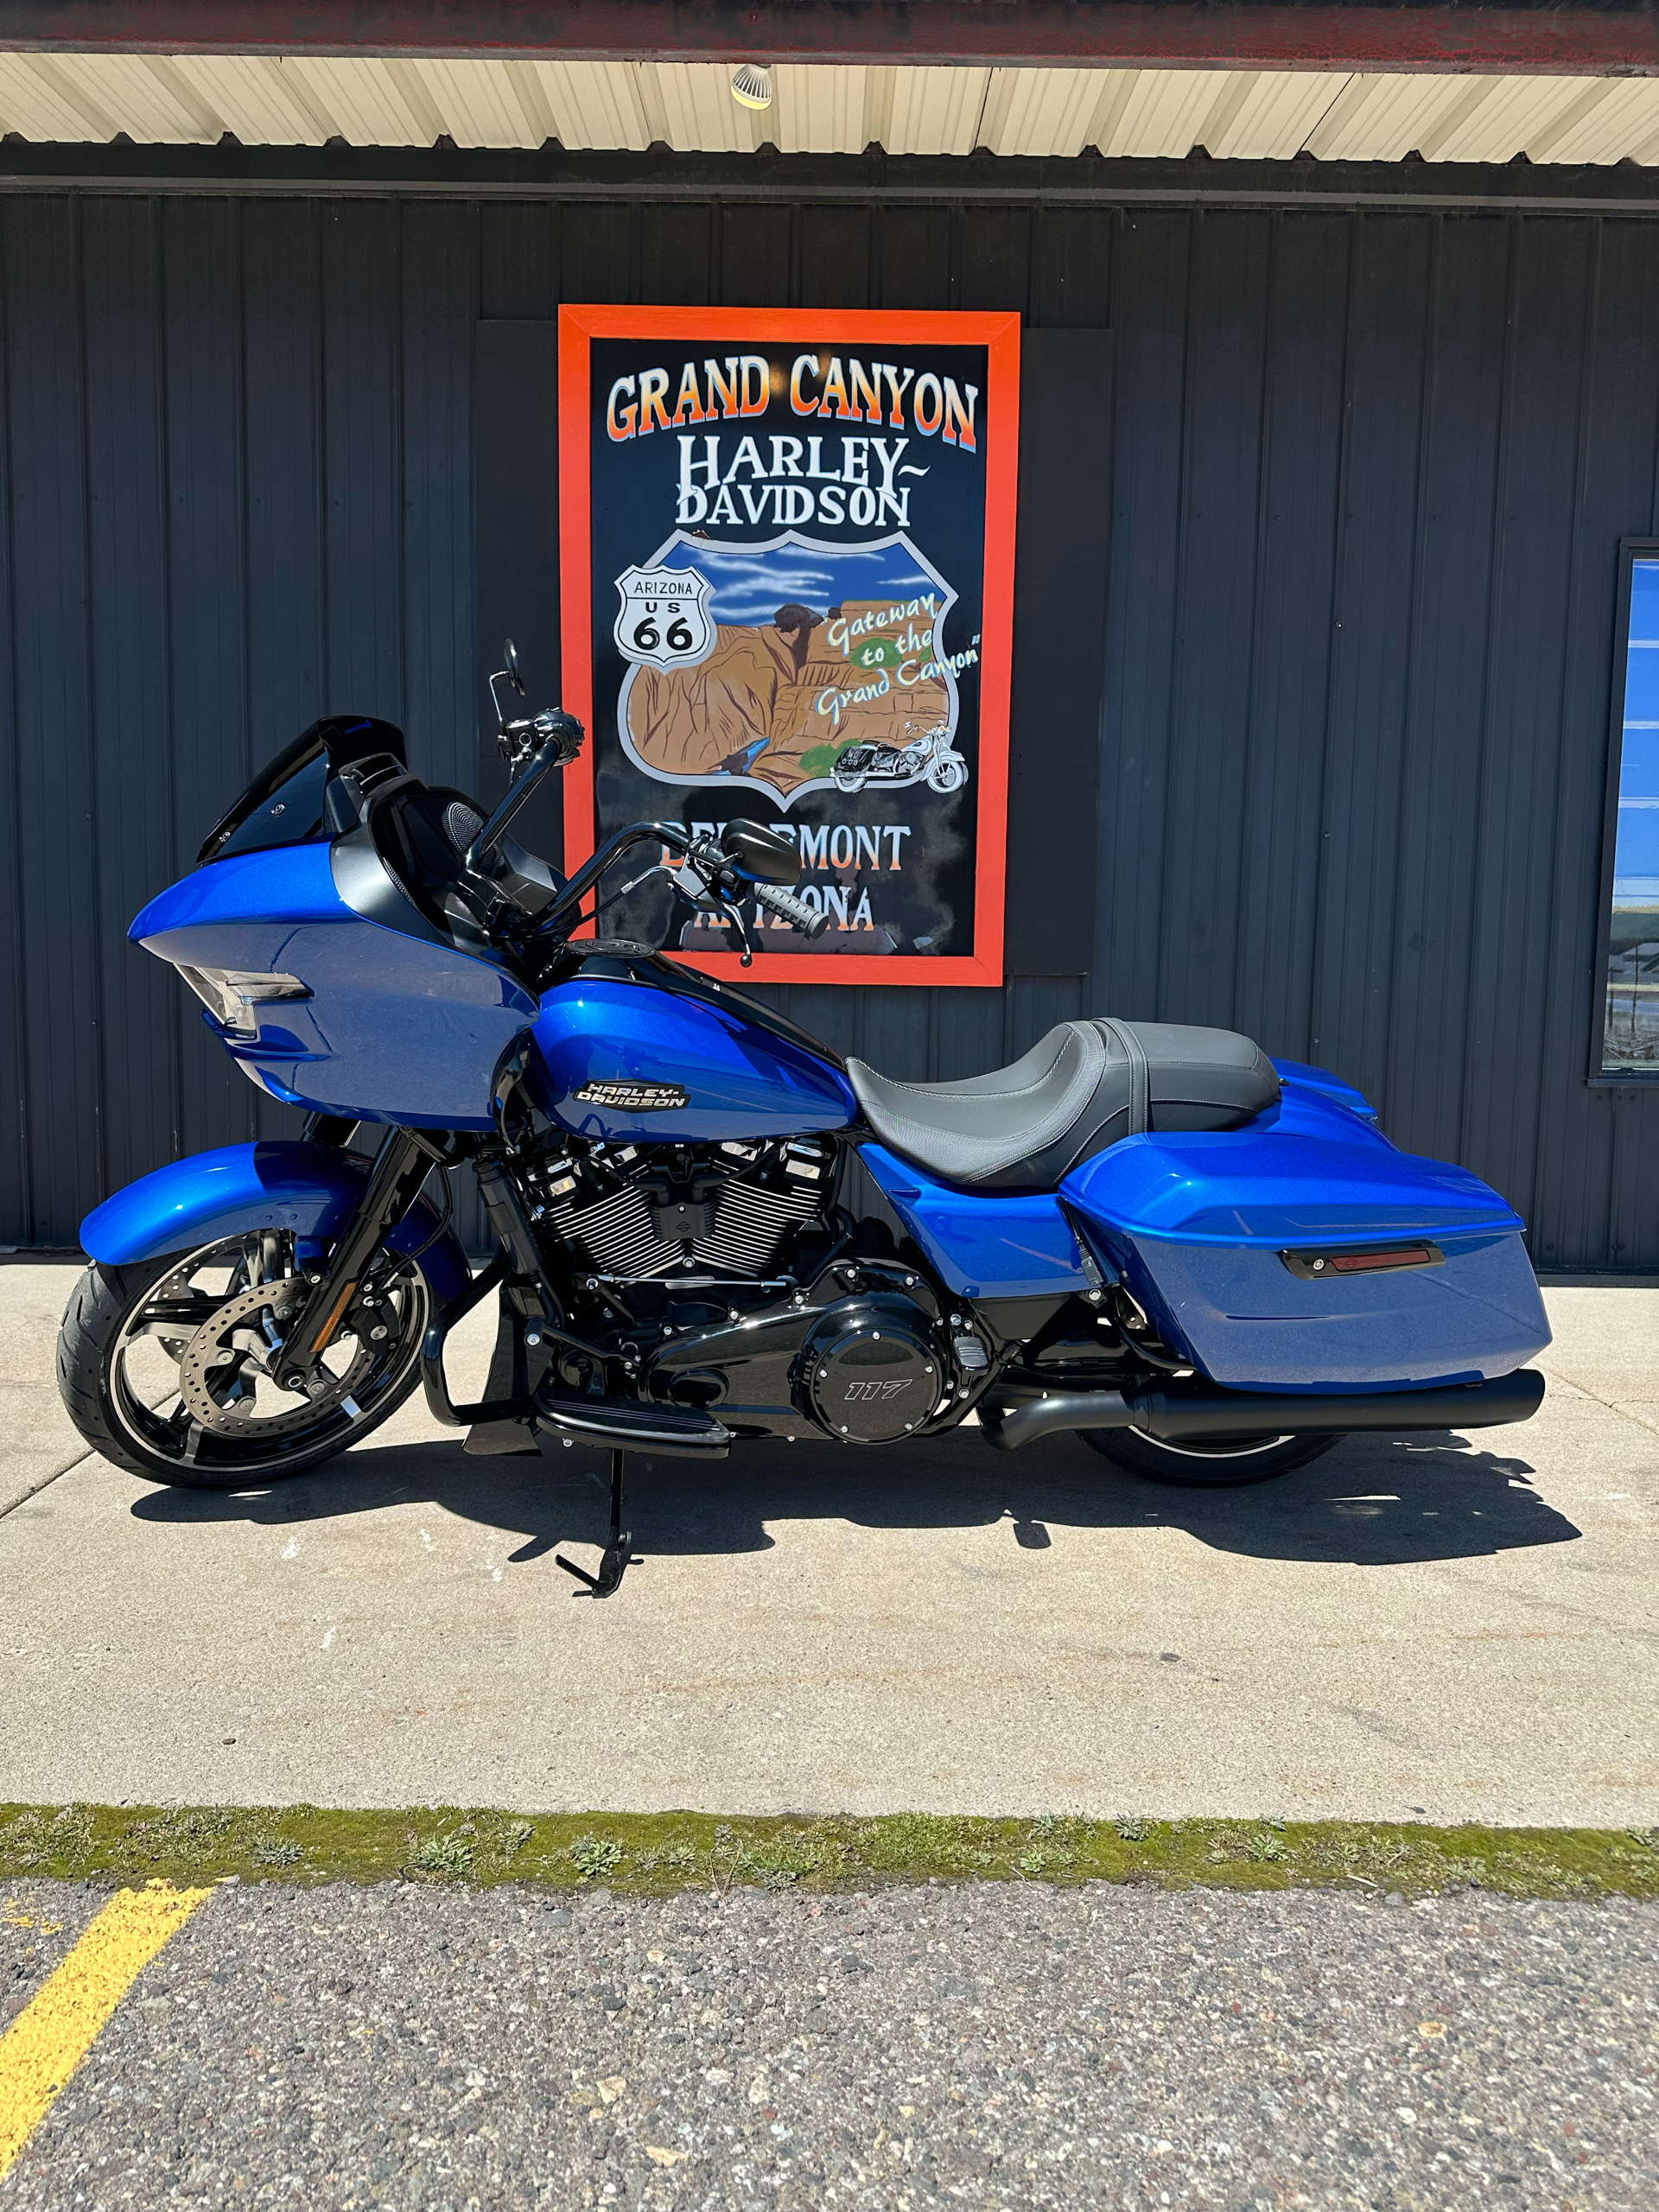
[1599,545,1659,1076]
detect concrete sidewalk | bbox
[0,1262,1654,1826]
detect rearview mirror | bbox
[503,638,525,696]
[721,818,800,885]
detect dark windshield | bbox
[198,715,407,865]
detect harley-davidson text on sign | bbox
[558,307,1020,986]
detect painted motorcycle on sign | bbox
[832,718,969,797]
[58,645,1550,1598]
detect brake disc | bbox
[178,1278,372,1439]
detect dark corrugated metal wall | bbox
[3,184,1657,1267]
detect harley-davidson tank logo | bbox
[572,1078,690,1110]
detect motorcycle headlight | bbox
[175,965,310,1036]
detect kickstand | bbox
[556,1448,632,1598]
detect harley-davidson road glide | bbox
[58,648,1549,1594]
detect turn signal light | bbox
[175,965,310,1035]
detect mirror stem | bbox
[486,668,515,735]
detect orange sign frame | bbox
[557,303,1020,988]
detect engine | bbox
[520,1131,966,1446]
[521,1132,835,1287]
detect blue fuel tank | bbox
[528,963,856,1143]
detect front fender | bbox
[79,1140,473,1305]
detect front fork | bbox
[284,1124,638,1592]
[276,1126,439,1389]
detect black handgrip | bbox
[753,880,830,938]
[532,709,585,766]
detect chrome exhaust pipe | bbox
[981,1368,1546,1452]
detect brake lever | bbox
[721,899,757,968]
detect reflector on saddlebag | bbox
[1281,1243,1443,1279]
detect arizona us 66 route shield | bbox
[613,563,715,671]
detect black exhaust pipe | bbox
[981,1368,1546,1452]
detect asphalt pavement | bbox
[3,1873,1656,2210]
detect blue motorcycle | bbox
[58,646,1549,1595]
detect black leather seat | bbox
[846,1019,1281,1192]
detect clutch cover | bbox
[803,1302,944,1444]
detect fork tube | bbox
[279,1127,431,1374]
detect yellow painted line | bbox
[0,1880,212,2181]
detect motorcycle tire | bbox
[1079,1425,1340,1487]
[57,1231,431,1491]
[926,755,969,795]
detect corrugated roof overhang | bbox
[8,1,1659,165]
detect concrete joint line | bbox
[1535,1363,1659,1440]
[0,1446,96,1527]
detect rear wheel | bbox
[1079,1425,1339,1487]
[57,1230,430,1489]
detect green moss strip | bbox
[1,1804,1656,1900]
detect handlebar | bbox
[451,652,830,958]
[753,880,830,938]
[537,819,826,946]
[465,709,585,872]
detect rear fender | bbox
[78,1139,472,1304]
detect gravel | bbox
[2,1878,1655,2209]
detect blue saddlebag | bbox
[1060,1077,1550,1393]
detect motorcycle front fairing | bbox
[129,839,538,1129]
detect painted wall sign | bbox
[558,305,1020,985]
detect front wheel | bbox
[1079,1425,1339,1487]
[57,1230,432,1489]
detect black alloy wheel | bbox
[57,1229,431,1489]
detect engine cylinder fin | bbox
[692,1179,822,1274]
[545,1185,679,1277]
[536,1147,828,1283]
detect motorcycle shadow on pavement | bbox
[127,1425,1580,1571]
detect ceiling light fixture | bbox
[730,62,774,111]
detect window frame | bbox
[1590,537,1659,1085]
